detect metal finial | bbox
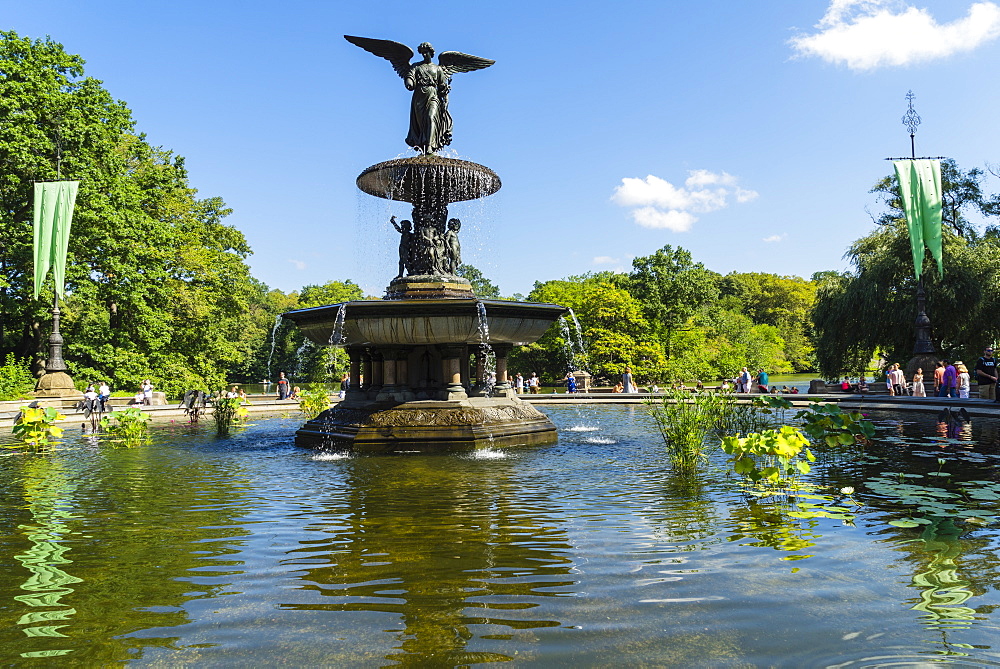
[902,90,921,158]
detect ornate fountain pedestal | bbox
[284,299,566,451]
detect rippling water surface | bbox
[3,406,1000,666]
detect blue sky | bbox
[6,0,1000,297]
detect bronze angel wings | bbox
[344,35,495,78]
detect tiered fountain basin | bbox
[283,298,567,451]
[356,155,501,203]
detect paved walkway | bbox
[520,391,1000,418]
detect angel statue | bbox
[344,35,495,154]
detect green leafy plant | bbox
[0,353,35,401]
[212,396,248,437]
[12,405,65,448]
[100,406,151,446]
[298,386,331,419]
[645,391,724,471]
[722,425,816,486]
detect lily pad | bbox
[888,519,921,528]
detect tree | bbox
[718,272,817,371]
[456,264,500,299]
[515,274,665,382]
[812,222,1000,379]
[0,32,263,397]
[627,245,719,359]
[242,280,365,386]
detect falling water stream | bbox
[475,301,496,392]
[266,314,282,380]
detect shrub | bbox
[0,354,35,401]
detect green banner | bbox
[893,160,942,279]
[32,181,80,300]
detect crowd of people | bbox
[873,347,1000,401]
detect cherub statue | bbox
[390,215,413,277]
[344,35,495,154]
[444,218,462,274]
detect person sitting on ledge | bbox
[612,382,624,393]
[857,378,869,393]
[790,387,800,394]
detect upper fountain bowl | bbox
[357,155,502,204]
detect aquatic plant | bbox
[100,407,151,446]
[645,391,721,471]
[12,405,65,448]
[298,386,331,419]
[722,425,816,486]
[212,396,248,437]
[758,395,875,446]
[714,394,774,436]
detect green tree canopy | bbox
[813,160,1000,378]
[627,245,719,357]
[0,31,263,397]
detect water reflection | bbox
[282,454,575,665]
[0,441,257,663]
[13,459,80,658]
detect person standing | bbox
[738,367,751,393]
[933,362,945,396]
[756,368,769,394]
[975,347,998,401]
[956,362,971,399]
[141,379,154,405]
[98,380,111,412]
[528,372,540,394]
[277,371,290,400]
[912,368,926,397]
[890,363,906,396]
[339,372,349,400]
[515,373,524,394]
[565,371,577,393]
[939,360,958,398]
[622,367,635,393]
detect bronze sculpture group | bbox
[391,215,461,278]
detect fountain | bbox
[281,36,566,451]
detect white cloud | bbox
[762,234,787,243]
[632,208,696,232]
[790,1,1000,70]
[592,255,620,265]
[288,259,307,270]
[612,170,757,232]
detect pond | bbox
[2,406,1000,666]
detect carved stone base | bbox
[295,396,558,451]
[905,353,940,380]
[386,275,475,300]
[34,372,83,399]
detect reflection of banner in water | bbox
[907,527,976,631]
[13,460,81,658]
